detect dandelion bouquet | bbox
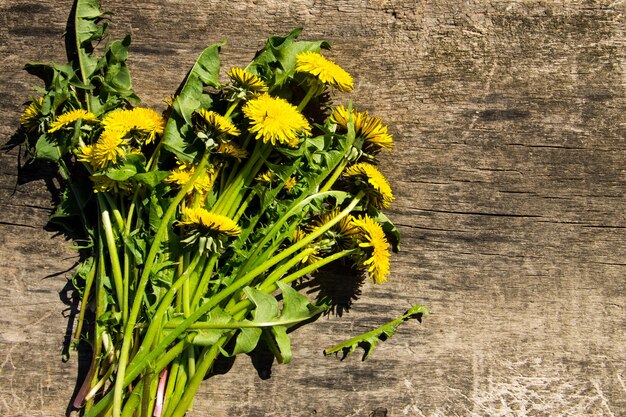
[18,0,427,415]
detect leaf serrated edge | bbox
[323,304,429,360]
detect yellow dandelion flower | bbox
[292,228,307,242]
[20,98,43,131]
[283,176,298,193]
[309,209,359,249]
[89,130,127,169]
[216,142,248,161]
[166,167,192,186]
[352,215,390,284]
[131,107,166,144]
[356,113,393,151]
[101,109,135,134]
[256,171,276,184]
[196,109,241,136]
[165,163,215,195]
[90,175,132,194]
[295,51,354,92]
[48,109,98,133]
[179,207,241,237]
[292,228,321,264]
[331,106,393,152]
[242,94,311,146]
[329,105,353,127]
[342,163,394,209]
[227,68,268,94]
[77,143,97,166]
[287,136,301,148]
[101,108,165,145]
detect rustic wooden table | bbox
[1,1,624,416]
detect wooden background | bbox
[1,0,624,416]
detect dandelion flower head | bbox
[310,209,359,250]
[216,142,248,161]
[48,109,98,133]
[131,107,166,144]
[331,106,393,151]
[179,207,241,237]
[242,94,311,146]
[227,68,268,95]
[296,51,354,92]
[166,163,215,195]
[196,109,241,136]
[283,176,298,193]
[352,215,390,284]
[90,175,132,194]
[101,108,165,144]
[342,162,394,209]
[20,98,43,131]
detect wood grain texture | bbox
[1,1,625,416]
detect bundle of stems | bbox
[18,1,427,416]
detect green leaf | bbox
[162,41,224,161]
[123,232,145,264]
[324,304,429,360]
[149,260,178,277]
[105,163,136,181]
[148,191,168,232]
[232,327,262,355]
[247,28,329,88]
[276,282,315,322]
[306,135,326,151]
[134,171,169,188]
[190,308,233,346]
[34,134,61,161]
[269,326,291,364]
[174,41,225,123]
[244,287,279,323]
[104,153,146,181]
[73,0,105,82]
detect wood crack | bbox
[0,221,37,229]
[413,208,542,218]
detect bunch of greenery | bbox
[18,1,427,416]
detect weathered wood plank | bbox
[1,1,624,416]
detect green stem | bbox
[120,383,142,417]
[224,246,314,312]
[297,81,323,112]
[224,144,271,219]
[132,193,363,368]
[213,139,264,215]
[319,158,348,193]
[85,340,188,417]
[232,187,255,222]
[187,345,196,377]
[99,195,125,313]
[83,237,107,413]
[124,139,163,236]
[135,253,203,370]
[84,363,115,403]
[58,158,92,236]
[161,358,179,414]
[163,355,189,417]
[224,98,241,119]
[73,257,97,341]
[190,254,218,308]
[169,333,234,417]
[111,151,210,417]
[227,248,357,317]
[239,190,348,277]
